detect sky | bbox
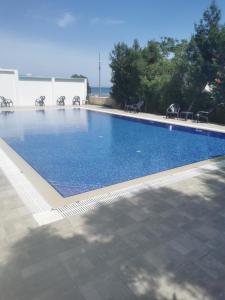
[1,0,225,87]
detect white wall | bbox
[0,70,18,103]
[54,78,87,105]
[18,78,53,106]
[0,69,87,106]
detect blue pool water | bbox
[1,109,225,197]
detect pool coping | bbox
[82,105,225,134]
[1,105,225,211]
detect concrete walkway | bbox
[1,163,225,299]
[83,105,225,133]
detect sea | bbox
[90,87,111,97]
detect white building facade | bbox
[0,69,87,106]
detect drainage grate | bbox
[56,190,133,217]
[55,166,211,218]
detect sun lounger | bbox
[0,96,13,107]
[56,96,65,106]
[0,97,5,107]
[72,96,80,105]
[35,96,45,106]
[195,107,214,123]
[125,100,144,113]
[166,103,180,119]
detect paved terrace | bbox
[84,104,225,133]
[1,106,225,300]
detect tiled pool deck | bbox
[84,105,225,133]
[1,105,225,299]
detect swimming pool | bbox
[1,108,225,198]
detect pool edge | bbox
[0,135,225,210]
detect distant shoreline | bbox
[90,86,111,97]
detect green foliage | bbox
[71,74,86,78]
[110,41,145,107]
[110,1,225,123]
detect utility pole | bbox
[98,53,101,97]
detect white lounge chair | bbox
[166,103,180,119]
[56,96,65,106]
[35,96,45,106]
[0,96,13,107]
[72,96,80,105]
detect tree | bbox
[141,38,189,113]
[109,1,225,123]
[187,1,225,110]
[110,40,144,108]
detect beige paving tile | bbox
[0,135,225,299]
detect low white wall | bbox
[54,78,87,105]
[18,77,53,106]
[0,69,87,106]
[0,70,18,103]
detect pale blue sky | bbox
[0,0,225,86]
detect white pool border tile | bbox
[55,160,225,218]
[0,143,224,225]
[0,147,63,225]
